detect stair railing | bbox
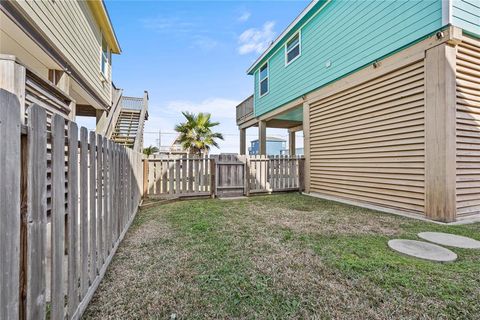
[96,86,123,138]
[132,91,148,153]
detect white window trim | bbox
[100,34,110,79]
[285,30,302,66]
[259,61,269,97]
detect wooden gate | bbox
[214,154,246,197]
[143,155,305,199]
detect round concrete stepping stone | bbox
[388,239,457,262]
[418,232,480,249]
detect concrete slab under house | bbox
[236,0,480,224]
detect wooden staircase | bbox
[111,109,142,148]
[110,93,148,152]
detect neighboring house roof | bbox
[251,137,286,143]
[87,0,121,53]
[246,0,330,75]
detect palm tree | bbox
[143,145,159,157]
[174,112,224,155]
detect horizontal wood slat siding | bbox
[15,0,111,105]
[452,0,480,37]
[254,0,442,117]
[309,60,426,214]
[456,35,480,217]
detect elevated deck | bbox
[236,95,254,127]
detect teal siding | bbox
[452,0,480,36]
[253,0,443,117]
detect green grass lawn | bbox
[84,194,480,319]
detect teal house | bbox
[235,0,480,223]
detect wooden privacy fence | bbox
[1,98,143,319]
[143,154,305,198]
[143,156,213,197]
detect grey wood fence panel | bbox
[181,158,186,193]
[143,156,303,198]
[154,160,159,194]
[108,140,113,252]
[199,157,204,192]
[188,158,193,192]
[169,160,175,195]
[111,145,116,243]
[2,100,144,320]
[79,127,89,298]
[89,132,97,282]
[195,157,200,192]
[97,135,103,269]
[115,146,120,238]
[51,114,66,320]
[103,138,109,257]
[25,105,47,320]
[115,144,119,240]
[0,91,21,320]
[174,159,182,194]
[67,121,79,318]
[161,160,167,193]
[121,149,125,231]
[148,160,154,195]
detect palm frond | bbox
[174,111,223,155]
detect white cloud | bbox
[238,11,251,22]
[238,21,276,55]
[165,98,240,119]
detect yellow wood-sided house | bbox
[0,0,148,151]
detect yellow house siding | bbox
[456,35,480,217]
[15,0,111,106]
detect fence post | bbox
[0,90,22,320]
[25,105,48,320]
[142,158,148,198]
[210,157,216,198]
[298,157,305,193]
[243,156,250,197]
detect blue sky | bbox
[104,0,309,153]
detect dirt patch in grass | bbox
[85,194,480,319]
[254,203,401,236]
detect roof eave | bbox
[87,0,121,54]
[246,0,323,75]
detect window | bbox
[259,62,269,96]
[101,34,109,77]
[285,32,301,65]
